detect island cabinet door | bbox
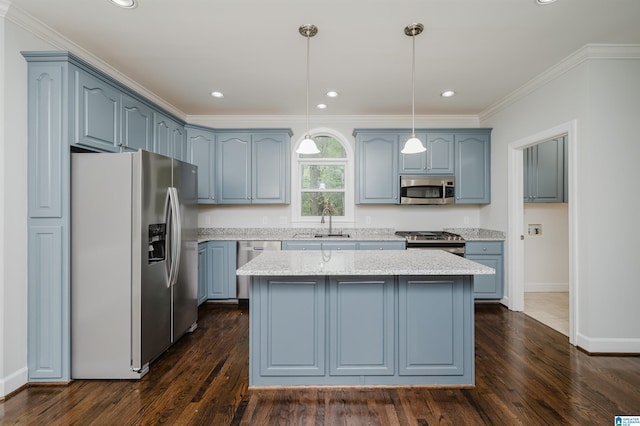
[398,277,465,376]
[329,278,395,376]
[256,277,325,377]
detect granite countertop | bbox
[444,228,506,241]
[236,250,495,277]
[198,227,405,243]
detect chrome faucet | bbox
[320,205,333,235]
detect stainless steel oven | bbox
[395,231,465,256]
[400,176,455,205]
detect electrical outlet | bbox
[365,216,372,225]
[528,224,542,236]
[262,216,268,225]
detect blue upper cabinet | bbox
[454,131,491,204]
[153,112,185,161]
[186,126,215,203]
[398,132,454,175]
[524,136,566,203]
[120,94,152,152]
[216,130,291,204]
[73,70,120,152]
[355,128,490,204]
[356,132,399,204]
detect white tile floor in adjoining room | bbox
[524,292,569,337]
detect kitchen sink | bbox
[293,232,351,238]
[313,233,350,238]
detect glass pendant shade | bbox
[297,135,321,154]
[401,135,427,154]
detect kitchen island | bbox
[236,249,494,387]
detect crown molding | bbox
[479,44,640,122]
[4,1,186,120]
[187,114,481,128]
[0,0,10,18]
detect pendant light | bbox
[401,23,427,154]
[296,24,321,155]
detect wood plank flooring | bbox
[2,302,639,425]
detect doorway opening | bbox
[506,120,577,345]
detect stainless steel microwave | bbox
[400,176,455,205]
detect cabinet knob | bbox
[482,247,487,251]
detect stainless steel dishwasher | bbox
[236,240,281,299]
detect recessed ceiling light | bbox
[210,91,224,98]
[326,91,339,98]
[536,0,557,4]
[110,0,136,8]
[441,90,456,98]
[317,103,327,109]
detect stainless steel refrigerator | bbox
[71,150,198,379]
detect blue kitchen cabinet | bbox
[197,243,208,305]
[254,276,326,377]
[281,241,322,250]
[73,70,120,152]
[205,241,237,300]
[320,241,358,251]
[356,133,399,204]
[154,112,185,161]
[216,131,291,204]
[186,126,216,203]
[524,136,565,203]
[399,132,454,175]
[398,276,466,375]
[358,241,406,250]
[24,52,193,381]
[454,132,491,204]
[355,128,490,204]
[120,94,152,152]
[329,277,395,375]
[465,241,504,300]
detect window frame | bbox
[292,128,354,225]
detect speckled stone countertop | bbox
[198,227,404,243]
[236,250,495,277]
[444,228,506,241]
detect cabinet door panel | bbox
[121,95,152,152]
[427,133,455,175]
[399,277,464,375]
[357,134,398,203]
[197,244,207,305]
[467,255,503,298]
[329,278,394,375]
[207,243,228,298]
[74,71,120,152]
[217,133,251,203]
[455,134,490,204]
[258,277,325,376]
[154,113,172,157]
[187,127,215,203]
[252,134,288,203]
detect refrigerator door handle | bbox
[169,187,182,287]
[165,188,175,288]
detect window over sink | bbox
[293,130,353,224]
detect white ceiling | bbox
[8,0,640,117]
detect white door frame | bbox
[507,120,578,345]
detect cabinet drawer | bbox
[465,241,503,255]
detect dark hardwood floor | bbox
[2,302,639,425]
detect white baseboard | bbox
[1,366,28,398]
[524,282,569,292]
[576,333,640,353]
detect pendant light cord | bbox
[306,31,310,136]
[411,28,416,138]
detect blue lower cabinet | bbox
[398,277,465,376]
[255,277,325,377]
[197,244,207,305]
[329,278,395,375]
[198,241,236,300]
[249,274,474,386]
[465,241,504,300]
